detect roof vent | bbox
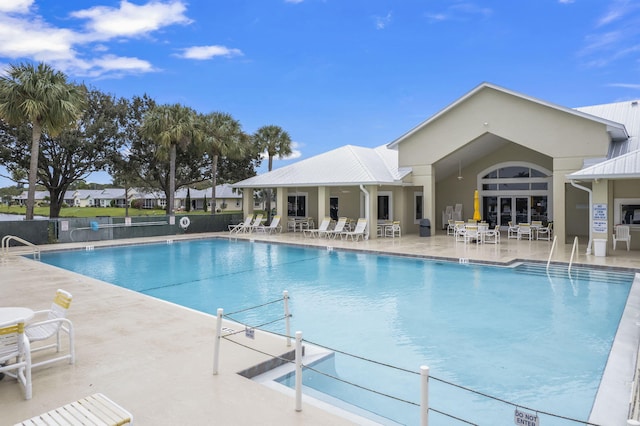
[632,101,638,107]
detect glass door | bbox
[499,196,530,227]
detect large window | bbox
[287,194,307,217]
[414,192,423,224]
[615,199,640,226]
[479,162,552,227]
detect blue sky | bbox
[1,0,639,188]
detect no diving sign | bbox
[514,408,539,426]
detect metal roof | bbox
[576,100,640,158]
[233,145,411,188]
[567,149,640,180]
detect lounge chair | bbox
[16,393,133,425]
[228,214,254,234]
[613,225,631,250]
[324,217,348,239]
[246,214,265,233]
[341,218,368,241]
[254,215,282,234]
[25,289,75,369]
[0,320,32,399]
[303,217,331,238]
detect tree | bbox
[140,104,202,215]
[185,187,191,212]
[199,112,247,215]
[253,125,292,220]
[0,88,123,218]
[0,62,85,219]
[108,94,156,218]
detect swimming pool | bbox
[40,239,635,425]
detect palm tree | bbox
[253,125,292,220]
[199,112,246,215]
[0,62,85,219]
[140,103,200,216]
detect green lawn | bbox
[0,205,238,218]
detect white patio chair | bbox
[447,219,456,236]
[25,289,75,369]
[613,225,631,251]
[0,320,32,399]
[384,221,401,238]
[483,225,501,244]
[517,223,533,240]
[536,222,553,241]
[462,225,479,244]
[507,221,519,239]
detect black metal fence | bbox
[0,214,242,246]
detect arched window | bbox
[478,162,552,228]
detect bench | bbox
[16,393,133,425]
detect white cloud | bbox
[0,0,199,78]
[0,0,34,14]
[558,0,574,4]
[375,12,392,30]
[607,83,640,89]
[260,141,302,161]
[177,45,243,60]
[70,0,192,40]
[0,15,78,62]
[425,2,492,23]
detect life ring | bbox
[179,216,191,230]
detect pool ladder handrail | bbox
[546,236,558,271]
[1,235,40,260]
[568,236,579,275]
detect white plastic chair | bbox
[507,221,519,239]
[25,289,75,369]
[483,225,501,244]
[613,225,631,251]
[536,222,553,241]
[0,320,32,399]
[384,221,402,238]
[517,223,533,240]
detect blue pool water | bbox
[40,240,634,425]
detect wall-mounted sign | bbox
[593,204,607,233]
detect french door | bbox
[498,196,530,227]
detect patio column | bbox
[276,187,289,232]
[317,186,329,224]
[242,188,254,217]
[415,165,435,234]
[366,185,378,240]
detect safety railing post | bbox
[421,365,429,426]
[295,331,303,412]
[284,290,291,347]
[213,308,223,375]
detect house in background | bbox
[233,82,640,252]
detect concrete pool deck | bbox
[1,231,639,425]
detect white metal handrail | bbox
[1,235,40,260]
[568,236,579,274]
